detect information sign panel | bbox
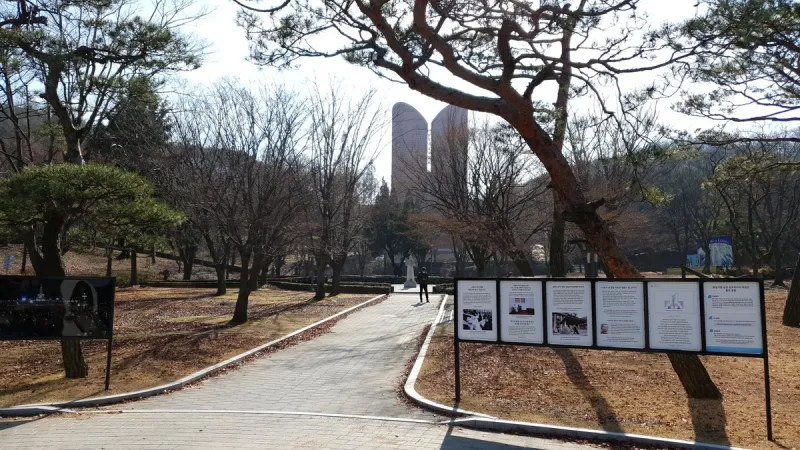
[704,281,763,354]
[595,281,645,349]
[457,279,497,342]
[500,280,543,344]
[546,281,592,347]
[0,277,115,340]
[648,281,702,351]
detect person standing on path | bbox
[417,266,430,303]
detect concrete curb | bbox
[1,293,388,417]
[405,296,747,450]
[403,295,494,419]
[445,418,748,450]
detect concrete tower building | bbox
[430,105,469,180]
[391,102,428,200]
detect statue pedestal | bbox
[404,260,417,289]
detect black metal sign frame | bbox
[453,277,772,441]
[0,276,116,390]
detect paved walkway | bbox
[0,294,599,449]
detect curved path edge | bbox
[1,293,388,417]
[404,296,748,450]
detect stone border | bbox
[1,293,388,417]
[405,296,749,450]
[403,295,494,419]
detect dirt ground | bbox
[416,288,799,450]
[0,287,373,408]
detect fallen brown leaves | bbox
[0,287,375,408]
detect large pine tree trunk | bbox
[232,250,251,325]
[667,354,721,399]
[512,116,721,399]
[32,218,90,378]
[782,253,800,327]
[60,340,88,379]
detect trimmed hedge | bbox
[141,280,240,288]
[433,284,454,295]
[268,280,393,295]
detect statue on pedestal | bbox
[403,258,417,289]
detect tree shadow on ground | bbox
[552,348,623,434]
[687,398,730,446]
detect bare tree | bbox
[413,119,549,276]
[170,79,304,323]
[301,83,382,299]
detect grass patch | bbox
[415,288,799,449]
[0,286,373,408]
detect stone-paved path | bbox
[0,294,600,449]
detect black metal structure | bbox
[453,277,772,441]
[0,276,116,390]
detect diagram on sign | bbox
[665,293,684,310]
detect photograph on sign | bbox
[0,277,115,340]
[595,281,645,349]
[500,280,543,344]
[457,280,498,341]
[648,281,702,351]
[704,281,763,354]
[546,281,592,346]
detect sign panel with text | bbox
[704,281,763,355]
[595,281,645,349]
[647,281,702,352]
[500,280,543,344]
[457,280,497,342]
[546,281,592,347]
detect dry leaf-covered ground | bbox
[416,289,799,450]
[0,287,373,408]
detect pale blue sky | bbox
[177,0,712,186]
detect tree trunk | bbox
[314,256,327,300]
[151,249,156,264]
[549,192,566,277]
[21,244,27,273]
[130,250,138,285]
[509,250,534,276]
[60,340,88,379]
[773,248,786,286]
[782,253,800,327]
[181,246,196,281]
[248,251,263,292]
[105,249,113,277]
[330,255,346,296]
[232,250,252,325]
[667,354,721,399]
[702,243,712,274]
[331,265,342,296]
[215,264,227,296]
